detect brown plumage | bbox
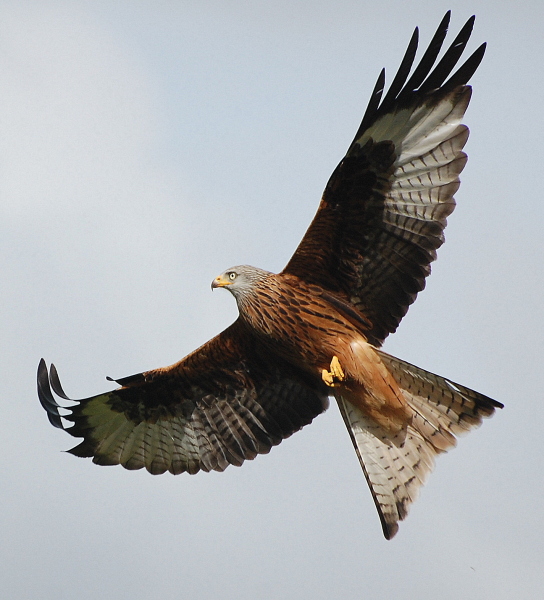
[38,12,502,539]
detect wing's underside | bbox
[283,12,485,346]
[38,322,328,474]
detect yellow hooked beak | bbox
[211,274,232,290]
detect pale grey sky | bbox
[1,2,543,599]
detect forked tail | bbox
[336,349,502,539]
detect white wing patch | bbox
[356,88,472,244]
[356,88,470,162]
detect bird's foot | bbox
[321,356,345,387]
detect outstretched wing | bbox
[283,12,485,346]
[38,321,328,474]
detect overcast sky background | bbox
[1,1,543,599]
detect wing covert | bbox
[283,13,485,345]
[38,321,328,474]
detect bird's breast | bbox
[241,282,364,374]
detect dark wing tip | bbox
[417,14,477,94]
[49,363,71,400]
[357,12,484,136]
[37,359,64,429]
[442,42,486,92]
[350,69,385,146]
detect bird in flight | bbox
[38,12,502,539]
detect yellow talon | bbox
[322,369,335,386]
[322,356,345,387]
[330,355,345,381]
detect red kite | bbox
[38,12,502,539]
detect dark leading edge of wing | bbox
[283,12,486,346]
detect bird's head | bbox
[211,265,271,300]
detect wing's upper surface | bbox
[38,321,328,474]
[283,13,485,346]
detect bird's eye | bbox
[229,272,236,280]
